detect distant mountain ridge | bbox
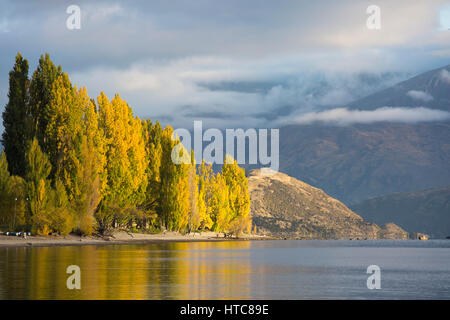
[275,64,450,205]
[345,64,450,111]
[248,169,409,240]
[351,186,450,239]
[278,121,450,205]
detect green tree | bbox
[142,120,163,215]
[45,179,74,236]
[1,53,30,176]
[29,53,62,148]
[46,77,105,235]
[73,92,106,235]
[45,73,81,186]
[25,138,52,234]
[0,152,12,227]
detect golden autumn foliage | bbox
[98,92,147,207]
[1,53,251,237]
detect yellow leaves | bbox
[0,153,27,229]
[209,173,231,231]
[194,158,252,235]
[217,157,251,236]
[46,74,88,200]
[35,224,51,236]
[37,178,46,206]
[12,55,253,236]
[98,92,148,206]
[32,184,75,237]
[82,93,107,198]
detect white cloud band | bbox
[290,107,450,125]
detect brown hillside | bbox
[248,169,407,239]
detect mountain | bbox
[345,65,450,111]
[257,65,450,237]
[278,121,450,205]
[351,186,450,239]
[274,64,450,205]
[248,169,409,239]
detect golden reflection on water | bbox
[0,241,252,300]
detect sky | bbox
[1,0,450,131]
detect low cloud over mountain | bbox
[285,107,450,126]
[407,90,434,102]
[345,65,450,113]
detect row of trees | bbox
[0,53,251,236]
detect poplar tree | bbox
[45,73,82,187]
[187,150,200,232]
[25,138,52,234]
[197,160,214,230]
[45,179,74,236]
[1,53,30,176]
[0,152,27,230]
[210,172,231,232]
[140,119,164,230]
[173,160,190,232]
[45,74,105,235]
[29,53,62,147]
[159,126,188,231]
[98,93,147,208]
[159,126,175,229]
[72,88,106,234]
[8,175,26,229]
[143,120,163,213]
[221,156,251,236]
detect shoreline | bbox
[0,231,273,248]
[0,232,439,248]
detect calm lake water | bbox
[0,240,449,299]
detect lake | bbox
[0,240,449,299]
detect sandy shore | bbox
[0,231,271,248]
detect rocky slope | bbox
[377,223,409,240]
[248,169,408,239]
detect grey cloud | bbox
[1,0,450,133]
[1,0,449,73]
[254,105,296,121]
[180,105,238,120]
[148,114,174,125]
[67,59,411,130]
